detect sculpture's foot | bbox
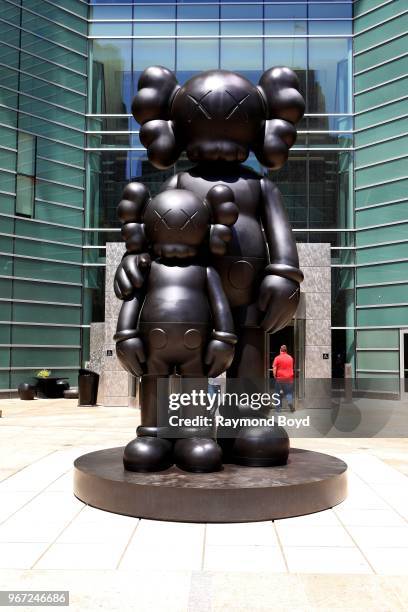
[230,426,290,467]
[174,438,223,473]
[123,437,173,472]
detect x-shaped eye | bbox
[180,209,198,230]
[224,90,250,122]
[153,208,199,231]
[187,90,213,122]
[153,208,172,231]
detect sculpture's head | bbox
[132,66,305,170]
[142,185,236,259]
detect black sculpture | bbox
[114,66,304,472]
[115,186,239,472]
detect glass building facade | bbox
[0,0,406,394]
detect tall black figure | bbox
[114,66,305,472]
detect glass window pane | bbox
[91,6,133,20]
[133,22,175,36]
[177,40,218,74]
[265,21,307,35]
[135,5,175,20]
[221,22,262,35]
[35,181,83,206]
[17,132,36,176]
[178,22,218,36]
[134,40,175,72]
[221,39,262,77]
[309,21,352,35]
[308,38,351,114]
[221,5,263,19]
[309,3,352,19]
[16,175,34,217]
[265,5,307,18]
[13,280,81,304]
[90,22,132,36]
[93,40,132,114]
[178,5,218,19]
[264,38,307,73]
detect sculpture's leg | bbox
[123,372,174,472]
[218,325,289,467]
[172,353,222,473]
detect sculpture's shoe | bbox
[123,437,173,472]
[174,438,223,473]
[231,425,290,467]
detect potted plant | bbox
[35,370,69,399]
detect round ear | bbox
[253,119,297,170]
[131,66,180,125]
[117,182,150,224]
[258,67,305,125]
[139,119,182,170]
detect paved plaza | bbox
[0,398,407,611]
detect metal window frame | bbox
[354,73,408,96]
[356,279,408,289]
[355,175,408,191]
[354,95,408,116]
[0,83,86,117]
[0,40,87,77]
[3,0,88,39]
[354,112,408,133]
[0,17,88,58]
[353,31,407,57]
[0,274,82,287]
[0,344,81,348]
[354,0,395,21]
[0,232,82,249]
[0,298,82,309]
[0,321,89,328]
[0,122,84,151]
[354,51,408,77]
[37,155,85,172]
[353,8,408,37]
[356,303,408,310]
[355,153,408,171]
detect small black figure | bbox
[115,185,238,473]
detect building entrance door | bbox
[267,319,305,408]
[400,329,408,398]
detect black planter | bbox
[18,382,36,401]
[36,377,69,399]
[78,369,99,406]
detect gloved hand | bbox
[113,253,151,299]
[116,337,146,377]
[258,275,300,332]
[205,339,235,377]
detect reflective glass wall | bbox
[0,0,88,390]
[86,0,355,372]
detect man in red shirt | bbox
[272,345,295,412]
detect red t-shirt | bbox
[273,353,294,381]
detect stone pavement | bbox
[0,398,407,611]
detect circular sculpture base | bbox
[73,447,347,522]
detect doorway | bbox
[267,319,305,407]
[400,329,408,398]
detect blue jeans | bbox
[275,381,294,412]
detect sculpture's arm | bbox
[113,286,148,378]
[205,267,237,377]
[258,176,303,333]
[114,182,151,300]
